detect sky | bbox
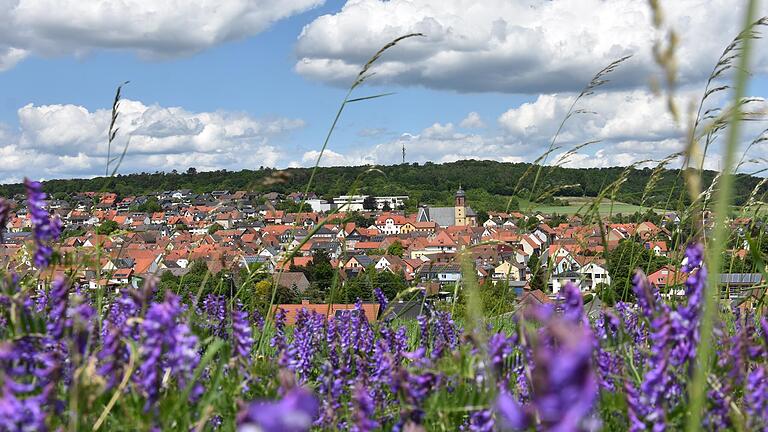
[0,0,767,184]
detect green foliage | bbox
[1,161,763,210]
[95,220,118,235]
[386,240,404,257]
[207,223,223,234]
[134,197,162,213]
[61,227,86,238]
[527,253,546,292]
[607,240,669,301]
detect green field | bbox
[519,196,659,216]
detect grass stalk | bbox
[686,1,758,429]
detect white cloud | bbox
[498,89,685,144]
[459,112,485,128]
[295,0,768,93]
[0,0,325,69]
[0,100,305,182]
[296,89,768,172]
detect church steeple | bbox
[455,185,465,207]
[454,185,466,226]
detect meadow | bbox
[2,1,768,432]
[518,197,659,216]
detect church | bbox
[416,187,477,228]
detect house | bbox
[344,255,374,270]
[647,265,687,289]
[719,273,764,300]
[417,263,462,285]
[492,261,525,282]
[550,271,583,294]
[644,241,668,256]
[577,261,611,291]
[276,272,311,293]
[375,213,407,235]
[416,187,477,227]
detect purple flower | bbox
[232,301,253,364]
[252,308,265,331]
[0,198,10,243]
[351,384,379,432]
[417,314,429,349]
[137,292,200,410]
[0,336,61,432]
[745,367,768,428]
[495,390,529,431]
[496,310,597,431]
[46,277,69,340]
[0,385,48,432]
[200,294,227,339]
[374,287,388,313]
[488,332,514,379]
[559,282,584,324]
[271,308,287,354]
[468,409,494,432]
[284,309,325,381]
[238,387,319,432]
[669,243,706,367]
[24,179,61,269]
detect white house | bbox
[577,262,611,291]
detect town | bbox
[1,184,763,323]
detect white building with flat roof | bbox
[332,195,409,212]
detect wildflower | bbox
[468,409,494,432]
[374,287,388,312]
[560,282,585,324]
[0,198,9,243]
[271,308,287,353]
[351,384,379,432]
[0,336,61,432]
[417,314,429,349]
[237,387,319,432]
[137,293,200,410]
[24,179,61,269]
[232,301,253,363]
[0,385,49,432]
[745,367,768,428]
[669,243,706,367]
[496,311,597,431]
[46,277,69,340]
[201,294,227,339]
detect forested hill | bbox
[0,160,763,209]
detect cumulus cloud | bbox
[0,0,324,69]
[296,89,768,172]
[0,100,305,182]
[295,0,767,93]
[497,90,686,144]
[459,112,485,129]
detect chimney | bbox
[301,299,310,305]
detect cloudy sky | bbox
[0,0,766,183]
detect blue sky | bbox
[0,0,766,182]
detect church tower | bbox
[454,186,466,226]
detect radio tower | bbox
[402,143,406,164]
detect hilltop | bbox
[0,160,763,212]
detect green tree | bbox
[96,220,119,235]
[136,197,162,213]
[526,253,546,292]
[607,240,669,301]
[386,240,405,257]
[208,223,224,234]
